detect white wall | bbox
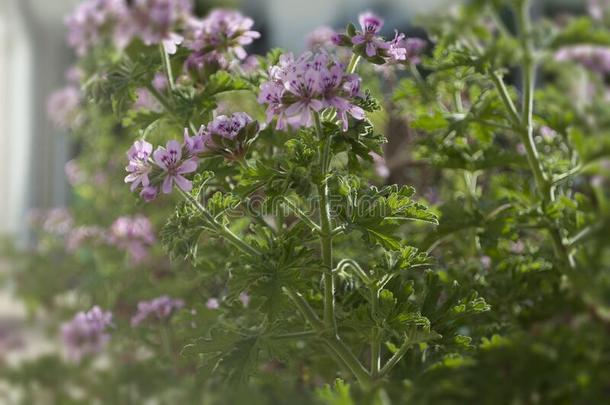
[0,0,75,241]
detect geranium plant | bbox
[4,0,610,403]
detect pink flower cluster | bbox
[30,209,155,262]
[131,295,184,326]
[61,306,113,361]
[125,0,192,54]
[47,86,82,129]
[65,0,192,56]
[65,0,128,56]
[333,11,426,66]
[106,215,156,263]
[184,9,260,69]
[588,0,610,20]
[555,45,610,75]
[125,112,256,200]
[258,52,365,131]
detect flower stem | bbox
[283,288,372,388]
[347,54,361,74]
[379,335,412,376]
[370,287,381,377]
[282,197,321,233]
[179,188,261,257]
[160,44,175,91]
[314,112,337,334]
[514,1,576,271]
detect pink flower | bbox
[239,292,250,308]
[125,140,153,192]
[61,306,113,361]
[351,11,389,57]
[183,127,207,155]
[65,0,128,56]
[206,298,220,309]
[185,9,260,60]
[47,86,81,129]
[555,45,610,74]
[64,160,85,186]
[387,32,426,65]
[131,295,184,326]
[306,26,337,50]
[122,0,192,54]
[66,226,104,252]
[258,52,365,131]
[370,152,389,179]
[153,140,198,193]
[107,215,155,262]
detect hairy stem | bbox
[160,44,175,91]
[380,336,412,376]
[179,189,261,257]
[347,54,362,74]
[282,197,321,233]
[514,1,576,272]
[370,287,381,377]
[284,288,372,388]
[314,112,337,334]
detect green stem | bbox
[347,54,361,74]
[179,189,260,257]
[269,330,318,341]
[160,44,175,91]
[314,112,337,334]
[370,287,381,377]
[335,259,371,285]
[379,336,412,376]
[160,324,179,373]
[515,1,576,272]
[282,197,321,233]
[145,83,173,113]
[283,288,372,388]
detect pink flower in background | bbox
[352,11,388,57]
[64,160,86,186]
[387,32,426,65]
[66,226,104,252]
[510,240,525,254]
[65,0,128,56]
[131,295,184,326]
[153,140,198,193]
[65,66,84,84]
[239,292,250,308]
[124,0,192,54]
[306,26,337,50]
[240,55,261,74]
[152,72,169,91]
[369,152,389,179]
[125,140,154,192]
[107,215,155,262]
[185,9,260,60]
[29,208,74,236]
[133,88,162,111]
[588,0,610,20]
[47,86,81,129]
[540,126,558,142]
[206,298,220,309]
[61,306,113,361]
[555,45,610,75]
